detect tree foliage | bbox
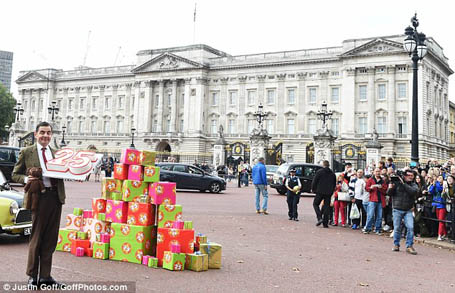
[0,84,16,143]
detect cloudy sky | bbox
[2,0,453,96]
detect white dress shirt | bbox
[37,143,52,187]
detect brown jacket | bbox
[12,144,66,206]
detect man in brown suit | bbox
[12,121,66,288]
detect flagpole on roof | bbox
[193,2,197,44]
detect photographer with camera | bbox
[388,169,419,255]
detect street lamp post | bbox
[61,126,66,146]
[317,100,333,129]
[48,101,59,121]
[13,103,24,122]
[403,13,427,166]
[130,127,136,149]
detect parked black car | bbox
[157,163,226,193]
[0,146,20,182]
[270,163,322,195]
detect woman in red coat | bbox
[333,174,349,226]
[364,168,388,234]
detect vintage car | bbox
[0,169,32,236]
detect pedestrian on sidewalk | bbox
[285,168,301,221]
[252,157,269,214]
[364,168,388,235]
[312,160,336,228]
[388,169,419,255]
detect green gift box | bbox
[56,229,77,252]
[97,213,106,221]
[199,242,222,269]
[162,251,185,271]
[111,192,123,201]
[143,166,160,183]
[93,242,109,260]
[73,207,83,216]
[102,178,123,199]
[77,231,87,240]
[148,257,158,268]
[184,221,193,230]
[109,223,154,264]
[157,204,183,228]
[139,151,156,166]
[185,253,208,272]
[122,180,148,202]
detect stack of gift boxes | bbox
[56,148,222,272]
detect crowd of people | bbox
[309,158,455,255]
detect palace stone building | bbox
[15,35,452,165]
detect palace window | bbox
[397,117,407,136]
[359,85,367,101]
[103,120,110,134]
[91,120,97,134]
[331,118,339,136]
[78,120,83,133]
[79,98,85,110]
[331,87,339,104]
[267,119,274,134]
[267,89,275,104]
[377,117,387,134]
[67,120,72,134]
[228,119,236,134]
[287,119,295,134]
[117,120,124,133]
[397,83,407,99]
[378,84,386,100]
[308,118,316,135]
[105,96,111,109]
[287,88,295,105]
[68,99,73,110]
[92,97,98,109]
[118,96,124,109]
[211,92,219,106]
[309,87,317,104]
[155,94,159,108]
[211,119,217,134]
[229,91,237,106]
[358,117,367,134]
[248,119,254,134]
[247,90,256,106]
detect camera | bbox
[390,170,404,183]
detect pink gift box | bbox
[149,182,176,205]
[142,255,152,265]
[120,148,140,165]
[128,165,144,181]
[105,200,128,223]
[173,220,184,229]
[171,243,181,253]
[83,210,93,219]
[100,233,110,243]
[76,247,85,257]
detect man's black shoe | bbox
[27,277,38,287]
[39,277,65,289]
[289,217,293,220]
[316,219,323,226]
[294,218,299,221]
[323,224,329,228]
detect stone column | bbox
[313,128,337,165]
[192,77,207,135]
[387,66,396,134]
[99,85,106,132]
[141,81,152,133]
[238,76,247,134]
[182,78,192,134]
[170,80,178,133]
[157,80,165,133]
[133,82,141,129]
[367,67,376,133]
[297,72,307,134]
[342,68,356,137]
[213,136,227,167]
[220,77,229,129]
[250,133,270,165]
[276,73,286,133]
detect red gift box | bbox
[114,163,129,180]
[156,228,194,266]
[127,202,156,226]
[92,198,106,217]
[71,239,91,256]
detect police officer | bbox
[286,168,302,221]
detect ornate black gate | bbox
[306,143,314,164]
[225,142,250,169]
[18,132,35,148]
[332,144,366,172]
[265,142,283,165]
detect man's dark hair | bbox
[345,162,352,167]
[322,160,330,167]
[404,169,416,177]
[387,157,394,162]
[35,121,53,132]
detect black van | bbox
[0,146,20,182]
[270,163,322,194]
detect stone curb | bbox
[414,237,455,251]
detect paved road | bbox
[2,180,455,292]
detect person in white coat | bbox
[352,169,368,229]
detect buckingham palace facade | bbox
[15,34,452,164]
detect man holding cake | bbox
[12,121,66,289]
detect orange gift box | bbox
[156,228,194,266]
[127,202,156,226]
[114,163,129,180]
[92,198,106,217]
[71,239,91,256]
